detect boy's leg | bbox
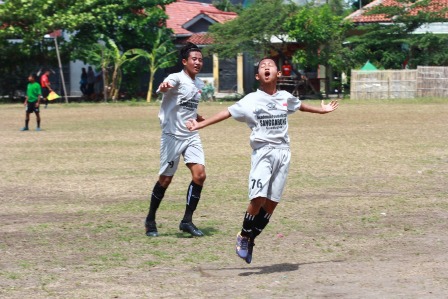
[245,207,273,264]
[179,160,206,237]
[146,133,180,236]
[145,179,169,237]
[21,112,30,131]
[179,180,204,236]
[252,200,276,239]
[237,198,277,264]
[181,180,202,223]
[236,197,264,260]
[36,111,41,130]
[236,211,255,260]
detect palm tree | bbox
[128,29,177,102]
[83,36,142,101]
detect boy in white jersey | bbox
[186,57,338,263]
[144,42,207,237]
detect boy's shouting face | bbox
[256,58,281,85]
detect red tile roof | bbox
[165,0,237,39]
[346,0,448,23]
[185,33,214,45]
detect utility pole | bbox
[53,37,69,103]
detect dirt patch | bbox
[1,101,447,298]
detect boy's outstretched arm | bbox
[156,81,174,93]
[187,109,231,131]
[299,100,339,114]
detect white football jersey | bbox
[158,70,205,139]
[228,89,301,150]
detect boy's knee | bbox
[158,176,172,188]
[193,172,206,185]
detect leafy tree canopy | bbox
[0,0,175,98]
[347,0,448,69]
[206,0,299,58]
[285,3,352,73]
[0,0,174,47]
[212,0,243,13]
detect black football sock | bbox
[146,181,166,222]
[252,207,271,239]
[182,181,202,223]
[241,212,255,237]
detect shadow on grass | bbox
[198,260,344,276]
[238,263,299,276]
[153,226,220,238]
[236,260,345,276]
[176,226,220,238]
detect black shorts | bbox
[42,87,50,98]
[26,102,39,114]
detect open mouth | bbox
[264,70,270,78]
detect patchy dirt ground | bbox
[1,101,447,298]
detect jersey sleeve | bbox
[156,74,179,93]
[287,93,301,114]
[228,97,248,122]
[166,74,179,87]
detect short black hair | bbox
[257,57,277,67]
[180,42,201,60]
[255,57,277,74]
[29,73,37,80]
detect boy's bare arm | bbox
[299,100,339,114]
[187,109,231,131]
[157,81,174,93]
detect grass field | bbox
[1,98,447,298]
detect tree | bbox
[409,33,448,66]
[0,0,62,98]
[127,29,177,102]
[0,0,175,99]
[347,0,448,69]
[206,0,299,58]
[212,0,243,13]
[347,22,409,69]
[285,4,352,94]
[79,37,143,102]
[63,0,175,61]
[0,0,174,49]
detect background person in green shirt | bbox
[21,74,42,131]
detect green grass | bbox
[1,99,447,298]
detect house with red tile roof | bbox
[345,0,448,33]
[164,0,240,93]
[166,0,237,45]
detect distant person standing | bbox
[87,66,95,99]
[21,74,42,131]
[94,70,103,100]
[281,60,292,77]
[40,69,52,108]
[80,67,88,96]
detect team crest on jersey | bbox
[266,103,276,110]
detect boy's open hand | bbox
[158,82,173,92]
[186,118,199,131]
[321,100,339,113]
